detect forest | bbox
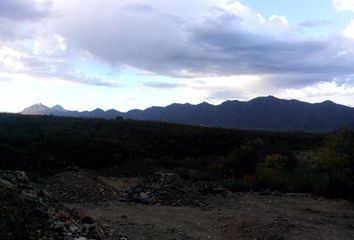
[0,113,353,200]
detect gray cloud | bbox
[0,0,353,91]
[143,81,184,89]
[0,52,118,87]
[206,87,245,101]
[0,0,52,41]
[0,0,50,20]
[54,1,354,89]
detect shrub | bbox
[316,129,354,198]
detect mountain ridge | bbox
[19,96,354,132]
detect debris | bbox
[0,170,111,240]
[45,171,119,203]
[120,173,227,207]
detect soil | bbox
[65,176,354,240]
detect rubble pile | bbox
[46,171,118,203]
[120,173,226,207]
[0,170,109,240]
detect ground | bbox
[65,176,354,240]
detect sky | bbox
[1,0,354,112]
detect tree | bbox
[316,129,354,198]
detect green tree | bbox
[316,129,354,198]
[255,154,290,190]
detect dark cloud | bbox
[0,0,51,41]
[0,0,50,20]
[55,1,354,89]
[143,81,184,89]
[0,0,351,90]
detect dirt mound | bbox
[0,170,109,240]
[120,173,226,207]
[46,171,119,203]
[235,218,289,240]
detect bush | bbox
[225,138,265,178]
[254,154,290,191]
[316,129,354,198]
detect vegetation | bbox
[0,113,353,199]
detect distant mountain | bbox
[20,96,354,132]
[20,104,124,119]
[21,103,53,115]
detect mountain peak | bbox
[92,108,104,113]
[321,100,335,105]
[249,95,280,103]
[20,103,51,115]
[197,101,213,107]
[51,105,66,111]
[18,97,354,132]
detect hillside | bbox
[20,96,354,132]
[0,113,322,172]
[1,113,354,239]
[1,113,354,199]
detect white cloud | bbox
[279,81,354,106]
[0,46,26,71]
[269,15,289,25]
[180,75,266,103]
[343,20,354,38]
[0,0,348,92]
[333,0,354,11]
[33,33,67,55]
[49,0,337,82]
[1,0,354,111]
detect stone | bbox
[0,178,16,189]
[0,170,111,240]
[120,172,226,207]
[15,171,30,183]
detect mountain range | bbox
[19,96,354,132]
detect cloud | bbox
[206,88,245,101]
[143,81,184,89]
[278,81,354,106]
[299,20,332,28]
[0,0,52,41]
[0,0,117,89]
[0,45,118,87]
[48,0,354,90]
[343,20,354,39]
[0,0,50,20]
[178,75,264,103]
[333,0,354,11]
[1,0,354,94]
[0,76,12,82]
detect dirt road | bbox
[69,192,354,240]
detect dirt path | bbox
[69,192,354,240]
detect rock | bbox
[120,172,226,207]
[15,171,30,183]
[45,171,118,203]
[0,170,112,240]
[138,192,151,203]
[21,189,39,200]
[260,189,272,196]
[0,178,16,189]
